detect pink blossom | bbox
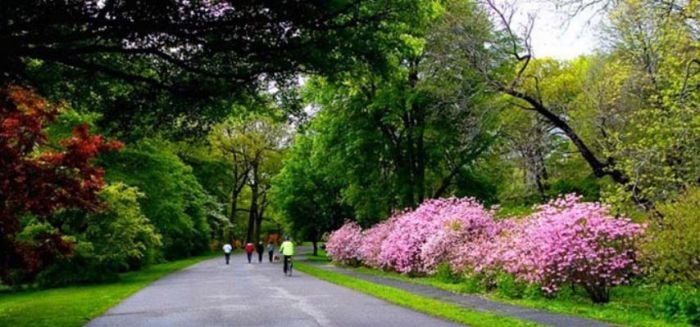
[326,221,363,265]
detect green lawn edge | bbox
[344,266,684,327]
[294,261,540,327]
[0,253,217,327]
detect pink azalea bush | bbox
[325,194,645,303]
[375,199,448,274]
[358,215,399,269]
[493,194,646,303]
[325,221,363,265]
[419,198,499,273]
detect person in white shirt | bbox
[222,243,233,265]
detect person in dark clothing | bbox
[255,241,264,263]
[266,242,275,262]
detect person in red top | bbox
[244,242,255,264]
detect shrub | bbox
[377,199,448,274]
[101,139,210,259]
[433,263,463,284]
[654,285,700,325]
[358,215,399,268]
[496,194,645,303]
[326,221,363,265]
[419,198,498,274]
[36,183,162,286]
[378,197,497,274]
[642,187,700,286]
[495,272,526,299]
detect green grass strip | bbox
[295,261,540,327]
[0,253,216,327]
[347,266,681,327]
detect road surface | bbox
[87,252,461,327]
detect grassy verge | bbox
[304,247,331,263]
[345,266,682,327]
[294,261,540,327]
[0,253,216,327]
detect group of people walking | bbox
[243,241,274,263]
[221,236,295,275]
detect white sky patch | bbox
[509,0,604,59]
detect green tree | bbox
[210,115,287,244]
[296,0,497,223]
[272,135,352,255]
[100,139,213,259]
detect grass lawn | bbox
[294,261,540,327]
[346,266,685,327]
[0,253,216,327]
[304,246,331,263]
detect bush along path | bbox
[296,248,611,327]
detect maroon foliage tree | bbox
[0,86,121,284]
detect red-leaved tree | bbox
[0,86,122,284]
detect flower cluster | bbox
[325,194,645,303]
[495,194,645,302]
[325,221,363,265]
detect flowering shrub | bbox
[358,215,399,269]
[325,221,363,265]
[419,198,499,273]
[377,198,460,274]
[326,194,645,303]
[496,194,645,303]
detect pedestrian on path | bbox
[266,241,275,262]
[279,236,295,275]
[256,241,264,263]
[245,242,254,263]
[222,242,233,265]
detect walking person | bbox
[244,242,254,264]
[279,236,295,276]
[256,241,264,263]
[222,242,233,265]
[266,241,275,263]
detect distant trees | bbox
[210,115,287,244]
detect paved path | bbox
[87,252,461,327]
[299,258,611,327]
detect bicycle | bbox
[284,256,293,277]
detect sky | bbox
[509,0,604,59]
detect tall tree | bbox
[210,115,287,243]
[272,135,353,255]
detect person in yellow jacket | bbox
[279,236,295,276]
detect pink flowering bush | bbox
[325,194,645,303]
[419,198,499,273]
[325,221,363,265]
[496,194,645,303]
[375,199,448,274]
[358,215,399,269]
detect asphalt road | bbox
[87,252,461,327]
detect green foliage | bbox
[36,183,162,287]
[495,272,527,299]
[100,139,211,259]
[433,263,463,284]
[643,187,700,286]
[272,134,351,243]
[654,285,700,325]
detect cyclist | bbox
[279,236,295,276]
